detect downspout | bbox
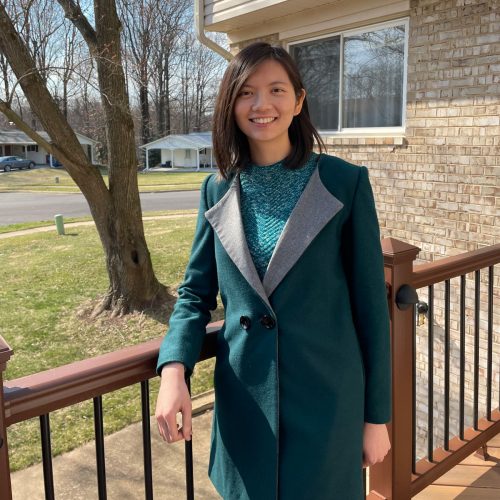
[195,0,233,61]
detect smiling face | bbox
[234,59,305,165]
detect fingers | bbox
[155,412,181,443]
[155,385,192,444]
[362,450,389,468]
[166,413,182,443]
[156,414,169,442]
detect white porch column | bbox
[171,149,174,168]
[196,149,200,171]
[145,148,150,170]
[210,148,213,168]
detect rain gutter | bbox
[195,0,234,61]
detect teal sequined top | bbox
[240,152,318,280]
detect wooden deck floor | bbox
[413,435,500,499]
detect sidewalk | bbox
[11,392,220,500]
[0,213,197,239]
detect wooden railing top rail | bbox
[411,243,500,289]
[3,322,222,427]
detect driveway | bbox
[0,191,201,225]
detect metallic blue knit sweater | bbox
[240,152,318,280]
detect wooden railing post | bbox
[369,238,420,500]
[0,336,13,500]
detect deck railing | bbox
[368,239,500,499]
[1,238,499,500]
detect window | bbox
[185,149,191,159]
[289,21,407,131]
[27,145,39,152]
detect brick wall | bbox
[322,3,500,457]
[229,0,500,459]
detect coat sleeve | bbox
[344,166,391,424]
[156,174,219,377]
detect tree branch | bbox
[56,0,97,53]
[0,99,54,153]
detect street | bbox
[0,190,201,225]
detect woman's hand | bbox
[362,422,390,468]
[155,362,192,443]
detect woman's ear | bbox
[294,89,306,116]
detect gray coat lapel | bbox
[204,175,273,310]
[263,163,344,297]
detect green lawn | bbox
[0,167,212,193]
[0,213,220,471]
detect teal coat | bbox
[157,154,391,500]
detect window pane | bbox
[343,26,405,128]
[290,36,340,130]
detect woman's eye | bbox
[238,90,252,97]
[272,88,285,94]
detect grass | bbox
[1,213,221,471]
[0,167,212,193]
[0,211,197,235]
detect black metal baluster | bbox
[459,275,465,440]
[427,285,434,462]
[444,280,450,450]
[141,380,153,500]
[412,303,417,474]
[94,396,107,500]
[185,377,194,500]
[487,266,493,421]
[473,270,480,430]
[40,414,55,500]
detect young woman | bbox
[155,42,391,500]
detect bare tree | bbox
[191,33,226,131]
[59,23,79,119]
[17,0,64,85]
[150,0,190,137]
[120,0,159,145]
[0,0,169,316]
[173,31,226,134]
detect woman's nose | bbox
[251,93,272,110]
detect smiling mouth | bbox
[250,117,277,124]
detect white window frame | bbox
[287,18,409,136]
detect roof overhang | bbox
[203,0,410,44]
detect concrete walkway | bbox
[11,392,220,500]
[0,213,197,239]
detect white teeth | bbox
[251,117,276,124]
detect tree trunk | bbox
[0,0,171,317]
[90,0,167,314]
[139,77,150,144]
[165,59,171,134]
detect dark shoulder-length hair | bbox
[212,42,325,180]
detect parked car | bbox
[0,156,35,172]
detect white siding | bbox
[204,0,343,32]
[26,150,47,164]
[204,0,409,38]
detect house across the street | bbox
[0,129,97,166]
[141,132,215,169]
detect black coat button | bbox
[240,316,251,330]
[260,315,276,329]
